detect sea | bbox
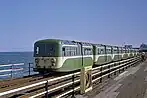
[0,52,38,80]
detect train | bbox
[33,39,139,73]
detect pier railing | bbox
[0,63,36,79]
[0,63,24,78]
[0,56,142,98]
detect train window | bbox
[121,49,123,53]
[62,47,66,56]
[69,47,72,56]
[101,49,103,54]
[72,47,74,55]
[62,46,78,56]
[106,49,109,54]
[123,49,125,53]
[108,49,111,54]
[113,49,117,54]
[97,48,100,54]
[62,47,67,56]
[76,47,80,55]
[71,47,76,56]
[97,48,102,54]
[97,48,105,54]
[34,43,57,57]
[84,49,86,55]
[126,49,128,53]
[106,49,108,54]
[119,49,121,53]
[107,49,108,54]
[110,49,112,54]
[36,47,39,54]
[62,47,65,51]
[84,48,92,55]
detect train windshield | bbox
[34,43,55,57]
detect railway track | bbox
[0,56,142,98]
[0,72,70,93]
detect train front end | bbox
[33,39,61,73]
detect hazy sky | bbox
[0,0,147,52]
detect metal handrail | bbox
[0,63,36,79]
[0,63,25,79]
[0,72,80,97]
[0,63,24,67]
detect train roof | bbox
[94,44,124,49]
[35,39,138,49]
[35,39,61,43]
[35,39,93,46]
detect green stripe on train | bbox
[95,56,113,65]
[57,57,93,72]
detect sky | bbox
[0,0,147,52]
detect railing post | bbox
[45,81,49,98]
[11,64,13,79]
[100,65,102,83]
[108,65,110,78]
[119,62,121,73]
[71,74,75,98]
[114,63,116,75]
[29,63,31,76]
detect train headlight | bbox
[51,58,56,63]
[35,58,39,63]
[52,63,56,66]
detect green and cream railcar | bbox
[135,48,138,56]
[125,48,130,59]
[118,47,123,60]
[132,49,136,56]
[34,39,60,73]
[93,45,127,65]
[34,39,93,72]
[33,39,139,73]
[134,48,139,56]
[60,41,93,72]
[128,48,133,57]
[93,44,108,65]
[112,46,120,61]
[105,45,113,63]
[122,47,128,59]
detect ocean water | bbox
[0,52,38,80]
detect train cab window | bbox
[36,47,39,54]
[34,43,55,57]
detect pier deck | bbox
[75,60,147,98]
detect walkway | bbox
[75,60,147,98]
